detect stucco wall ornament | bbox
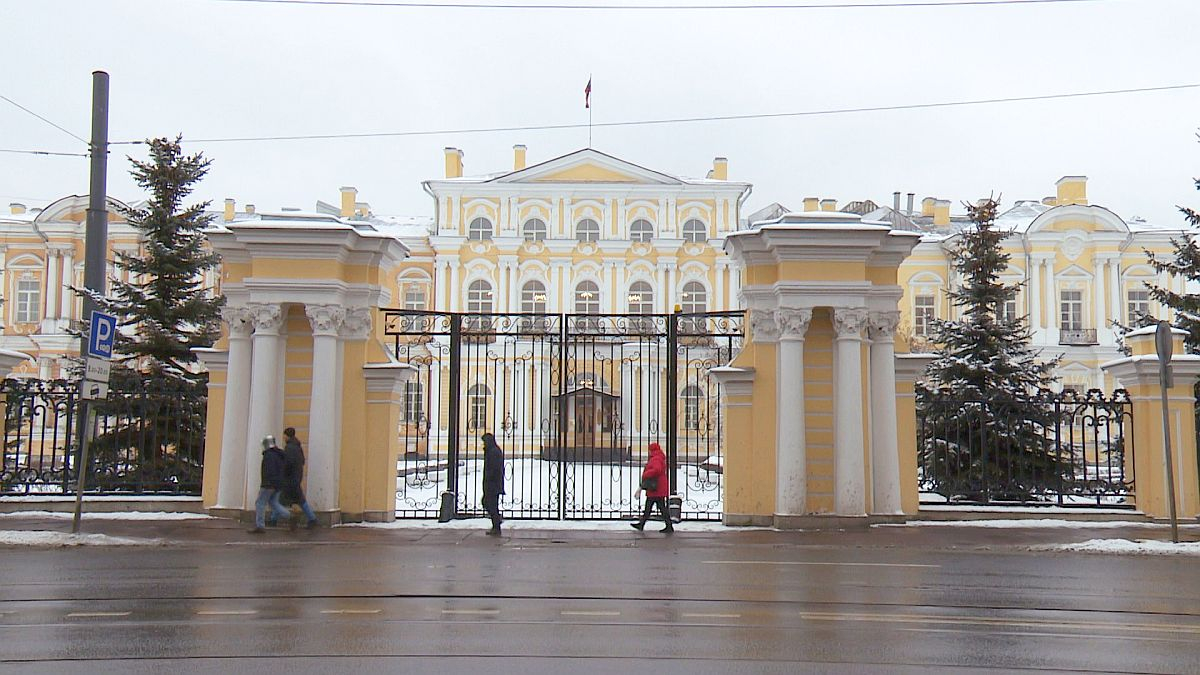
[867,311,901,341]
[832,308,869,338]
[245,302,284,335]
[748,308,781,343]
[341,306,373,340]
[221,305,255,339]
[306,304,347,337]
[775,308,812,340]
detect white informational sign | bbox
[85,357,111,382]
[81,379,109,401]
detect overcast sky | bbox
[3,0,1198,226]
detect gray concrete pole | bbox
[72,71,109,534]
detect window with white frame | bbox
[1060,290,1084,331]
[681,281,706,313]
[468,217,493,241]
[575,218,600,243]
[466,280,493,332]
[574,280,600,314]
[629,219,654,243]
[403,380,423,425]
[402,282,427,310]
[1001,298,1018,324]
[682,385,704,431]
[914,295,936,336]
[682,218,707,244]
[467,383,490,430]
[1127,289,1151,322]
[15,276,40,324]
[522,218,547,242]
[627,281,654,314]
[521,281,547,313]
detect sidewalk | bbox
[1,509,1198,554]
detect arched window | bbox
[468,217,493,241]
[682,218,707,244]
[574,280,600,314]
[575,218,600,243]
[521,281,547,313]
[682,385,704,431]
[467,279,493,313]
[681,281,707,313]
[467,383,491,430]
[629,219,654,243]
[522,218,547,242]
[627,281,654,314]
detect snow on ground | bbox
[0,510,211,520]
[879,519,1200,529]
[0,531,161,547]
[1034,539,1200,555]
[344,519,754,532]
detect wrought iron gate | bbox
[384,310,743,520]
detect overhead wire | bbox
[108,82,1200,146]
[208,0,1123,10]
[0,94,88,145]
[0,148,89,157]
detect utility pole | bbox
[72,71,110,534]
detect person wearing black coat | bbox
[279,427,319,529]
[481,433,505,535]
[249,435,291,533]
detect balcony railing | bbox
[1059,328,1098,346]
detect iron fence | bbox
[917,389,1133,507]
[1,377,205,496]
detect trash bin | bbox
[438,490,457,523]
[668,495,682,524]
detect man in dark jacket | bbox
[281,427,319,529]
[249,435,291,533]
[481,432,505,535]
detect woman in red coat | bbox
[632,442,674,532]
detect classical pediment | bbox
[488,148,684,186]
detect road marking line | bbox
[560,611,621,617]
[702,560,940,568]
[66,611,130,618]
[441,609,500,615]
[196,610,258,616]
[321,609,382,615]
[682,612,742,619]
[898,627,1196,643]
[799,611,1200,635]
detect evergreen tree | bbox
[1140,177,1200,351]
[916,198,1069,502]
[82,136,224,489]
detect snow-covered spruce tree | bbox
[1140,177,1200,350]
[916,198,1068,502]
[83,136,224,486]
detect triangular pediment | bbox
[489,148,683,186]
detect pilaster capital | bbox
[221,305,255,339]
[867,310,901,340]
[775,308,812,340]
[340,306,373,340]
[305,303,346,337]
[245,302,283,336]
[748,308,780,343]
[833,308,869,339]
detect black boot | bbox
[630,522,644,531]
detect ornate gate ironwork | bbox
[384,310,743,520]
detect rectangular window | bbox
[1001,298,1018,324]
[1060,290,1083,331]
[403,284,426,311]
[914,295,936,336]
[1127,289,1150,322]
[403,381,423,425]
[15,278,40,324]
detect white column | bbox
[616,198,626,238]
[43,249,60,329]
[833,308,869,516]
[1109,259,1121,323]
[215,306,253,509]
[58,247,74,324]
[434,259,447,311]
[448,258,460,312]
[497,260,509,313]
[715,261,727,310]
[868,311,901,515]
[1029,258,1042,332]
[306,304,347,513]
[1092,257,1105,333]
[657,265,668,313]
[729,266,742,310]
[774,308,810,517]
[1044,258,1056,339]
[666,263,677,311]
[243,302,285,508]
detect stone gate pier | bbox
[713,210,922,527]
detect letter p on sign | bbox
[88,311,117,360]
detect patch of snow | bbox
[881,519,1200,529]
[0,510,211,520]
[0,530,160,547]
[0,495,201,502]
[1035,538,1200,555]
[343,519,757,532]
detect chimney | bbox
[281,207,301,212]
[246,204,256,215]
[820,199,837,212]
[933,199,951,226]
[223,198,235,222]
[711,157,728,181]
[444,147,464,179]
[1042,196,1058,206]
[1056,175,1087,206]
[340,186,357,218]
[892,191,901,213]
[9,202,26,215]
[513,144,527,171]
[906,193,915,216]
[922,197,937,217]
[802,197,819,212]
[355,202,370,218]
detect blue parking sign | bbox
[88,311,117,359]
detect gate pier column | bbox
[775,309,810,518]
[833,308,868,517]
[214,306,252,510]
[305,304,346,515]
[869,311,902,515]
[243,303,285,511]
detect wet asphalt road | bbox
[1,518,1199,674]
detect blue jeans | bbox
[255,488,291,528]
[296,499,317,523]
